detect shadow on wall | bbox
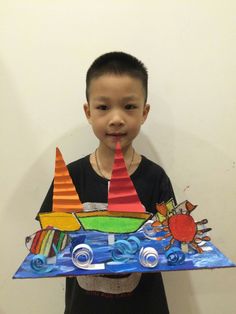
[163,271,200,314]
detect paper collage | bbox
[14,142,235,279]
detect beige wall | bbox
[1,1,235,313]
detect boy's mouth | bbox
[106,133,126,142]
[106,133,126,137]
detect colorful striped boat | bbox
[39,142,151,234]
[25,229,70,258]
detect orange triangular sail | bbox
[53,147,83,212]
[107,142,144,213]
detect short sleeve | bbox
[159,171,177,205]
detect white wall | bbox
[1,1,235,313]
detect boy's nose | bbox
[108,111,125,126]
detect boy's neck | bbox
[90,144,141,180]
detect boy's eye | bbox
[125,104,137,110]
[96,105,108,110]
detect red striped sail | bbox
[107,142,144,213]
[53,148,83,212]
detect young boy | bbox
[39,52,176,314]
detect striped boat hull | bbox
[25,229,70,258]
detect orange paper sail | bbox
[107,142,144,213]
[53,148,83,212]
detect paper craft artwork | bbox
[75,142,151,234]
[152,200,211,253]
[14,142,235,279]
[39,147,82,232]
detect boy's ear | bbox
[141,104,150,124]
[83,103,91,123]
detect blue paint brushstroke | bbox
[13,230,235,279]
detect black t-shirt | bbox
[38,155,176,314]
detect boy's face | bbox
[84,74,150,152]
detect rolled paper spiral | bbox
[139,247,159,268]
[111,237,141,262]
[72,244,93,268]
[111,240,133,262]
[127,236,141,254]
[30,254,47,272]
[165,247,185,266]
[143,221,157,237]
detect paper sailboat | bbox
[39,142,152,233]
[39,148,83,232]
[75,142,152,233]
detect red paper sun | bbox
[152,200,211,253]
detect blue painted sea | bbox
[13,230,235,279]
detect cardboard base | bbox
[14,230,235,279]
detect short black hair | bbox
[86,52,148,102]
